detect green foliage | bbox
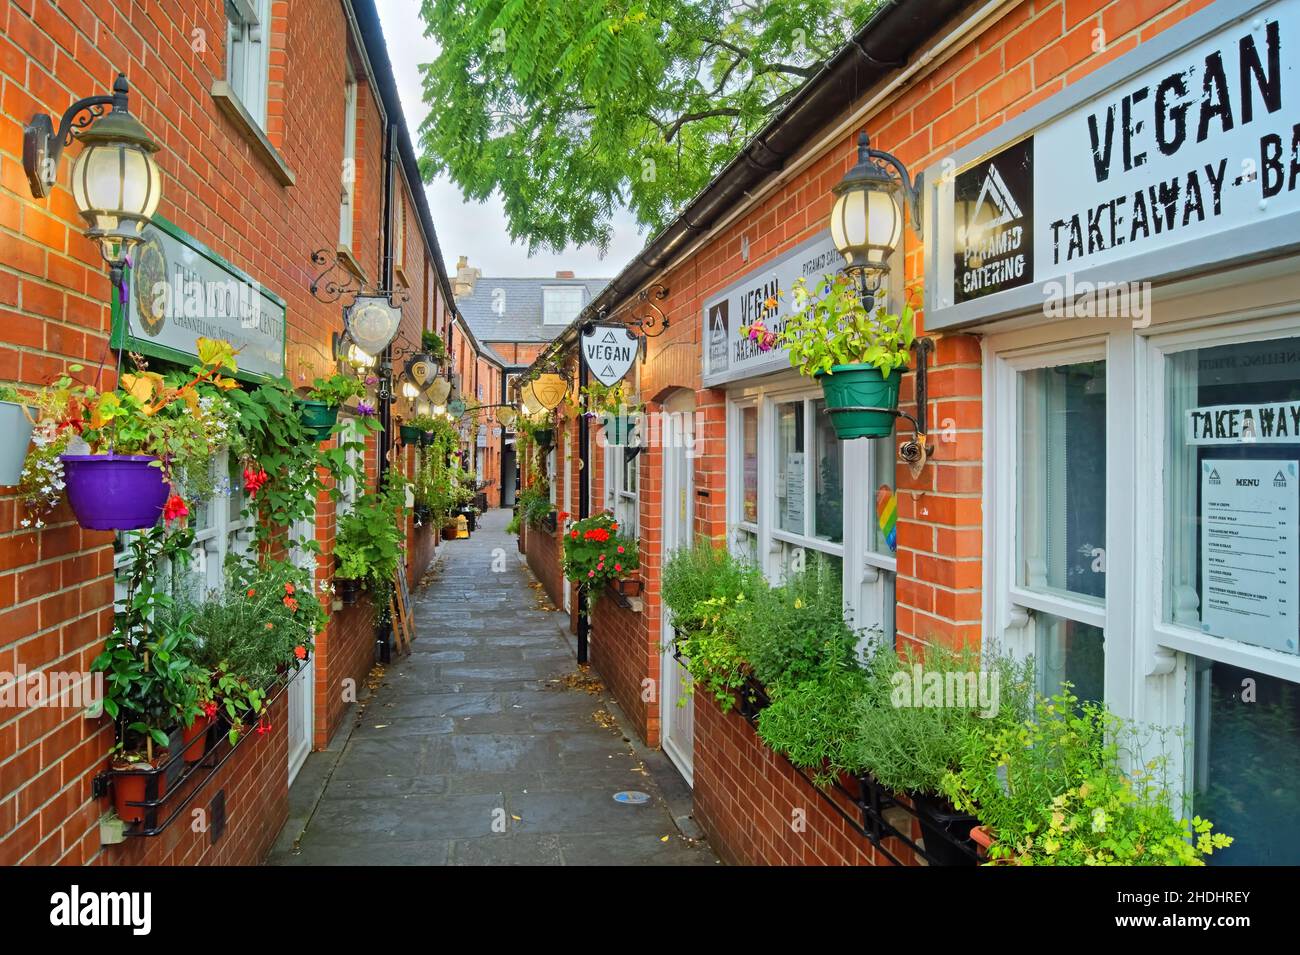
[580,380,641,415]
[673,594,748,714]
[421,330,447,359]
[334,478,407,618]
[93,525,201,755]
[733,556,859,689]
[416,0,882,252]
[307,373,366,407]
[848,643,1034,797]
[942,687,1233,865]
[560,512,639,607]
[757,664,872,785]
[517,480,553,529]
[184,555,323,692]
[661,541,760,635]
[779,276,915,377]
[0,384,22,403]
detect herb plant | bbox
[307,373,367,408]
[778,275,915,378]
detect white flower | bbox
[20,519,30,528]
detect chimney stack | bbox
[453,256,481,298]
[555,270,575,279]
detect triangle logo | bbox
[970,163,1022,236]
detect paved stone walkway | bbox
[268,508,718,866]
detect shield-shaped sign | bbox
[530,373,569,410]
[448,397,467,418]
[425,377,451,405]
[581,325,638,386]
[407,353,438,386]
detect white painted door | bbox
[287,512,316,784]
[562,434,573,613]
[660,392,695,784]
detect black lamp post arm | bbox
[866,143,925,235]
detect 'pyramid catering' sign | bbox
[581,325,638,386]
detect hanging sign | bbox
[529,373,569,410]
[701,232,840,387]
[115,217,286,381]
[581,325,638,386]
[407,354,437,386]
[1187,401,1300,444]
[1199,458,1298,654]
[448,397,467,417]
[926,1,1300,327]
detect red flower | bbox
[202,701,218,719]
[284,582,295,595]
[558,511,569,520]
[294,645,307,660]
[283,596,299,612]
[571,530,579,539]
[614,563,622,572]
[247,588,256,597]
[616,545,624,554]
[255,716,272,736]
[243,465,269,498]
[163,494,189,526]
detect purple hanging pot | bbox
[60,454,170,530]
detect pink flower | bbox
[614,563,622,572]
[616,546,624,554]
[587,570,595,578]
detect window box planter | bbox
[735,673,770,724]
[815,365,903,439]
[297,399,339,442]
[399,424,422,445]
[0,399,35,486]
[181,715,213,765]
[614,575,643,598]
[110,753,171,826]
[541,510,558,533]
[911,790,980,867]
[60,454,170,530]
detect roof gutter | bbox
[526,0,977,374]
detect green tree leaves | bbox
[416,0,881,252]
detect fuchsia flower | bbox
[163,494,189,526]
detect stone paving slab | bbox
[267,508,718,867]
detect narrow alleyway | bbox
[268,509,717,866]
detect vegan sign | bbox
[581,325,637,386]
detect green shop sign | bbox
[111,216,287,382]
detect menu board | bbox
[1200,459,1299,654]
[782,452,805,534]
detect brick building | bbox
[522,0,1300,866]
[0,0,496,865]
[454,257,609,507]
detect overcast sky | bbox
[377,5,646,281]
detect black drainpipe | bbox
[576,319,592,664]
[376,123,397,663]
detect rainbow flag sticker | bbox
[875,485,897,552]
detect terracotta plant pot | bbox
[442,523,458,541]
[111,754,168,826]
[616,576,644,597]
[181,714,211,764]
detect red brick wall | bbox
[0,0,447,864]
[590,593,657,746]
[692,691,926,866]
[525,519,564,611]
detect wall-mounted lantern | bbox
[23,74,162,294]
[829,132,922,312]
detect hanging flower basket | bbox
[399,424,422,445]
[0,400,35,486]
[534,428,555,448]
[421,431,436,447]
[297,399,339,442]
[815,365,903,439]
[334,576,362,605]
[61,454,169,530]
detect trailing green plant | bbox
[732,556,859,689]
[774,275,915,378]
[405,413,441,432]
[848,643,1034,797]
[93,523,201,758]
[756,662,873,786]
[560,511,639,608]
[225,381,376,551]
[942,686,1233,865]
[517,480,552,529]
[334,476,407,616]
[307,373,366,408]
[0,384,21,402]
[580,380,642,415]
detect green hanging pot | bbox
[399,424,422,445]
[598,413,641,447]
[298,400,339,442]
[815,365,903,439]
[534,428,554,448]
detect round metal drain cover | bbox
[613,790,651,804]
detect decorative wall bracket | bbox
[624,284,669,338]
[897,337,934,478]
[308,249,410,307]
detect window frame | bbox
[225,0,272,130]
[542,286,585,326]
[339,66,358,251]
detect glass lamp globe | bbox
[829,133,903,276]
[70,110,163,264]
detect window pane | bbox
[1165,338,1300,655]
[1034,611,1104,705]
[812,399,842,543]
[870,430,897,555]
[776,401,805,535]
[1017,361,1107,600]
[1193,659,1300,864]
[741,406,758,524]
[624,450,638,495]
